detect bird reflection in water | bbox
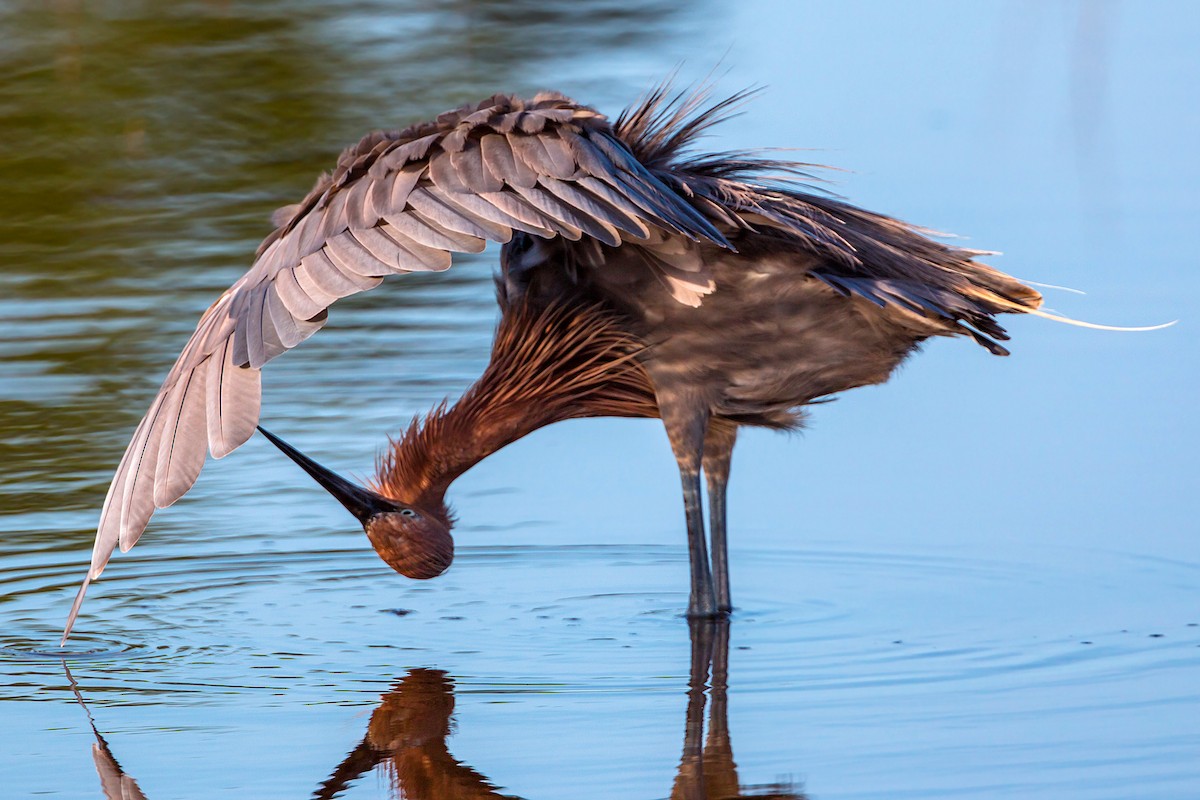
[314,669,514,800]
[669,620,804,800]
[64,621,804,799]
[316,620,805,800]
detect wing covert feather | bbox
[405,190,512,241]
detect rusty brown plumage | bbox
[373,295,657,509]
[359,295,658,578]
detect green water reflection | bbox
[0,0,694,532]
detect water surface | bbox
[2,2,1198,798]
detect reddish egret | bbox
[64,86,1060,641]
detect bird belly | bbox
[632,257,942,429]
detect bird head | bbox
[256,426,453,579]
[362,507,453,580]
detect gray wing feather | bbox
[341,177,378,230]
[324,235,394,279]
[427,150,472,193]
[539,178,649,240]
[426,185,553,237]
[205,336,261,461]
[117,393,168,551]
[265,282,321,349]
[479,190,580,239]
[273,266,326,320]
[510,182,620,247]
[508,132,575,180]
[480,134,536,188]
[67,92,731,641]
[606,171,698,238]
[382,210,486,253]
[288,205,328,265]
[299,248,371,297]
[315,189,352,243]
[371,226,454,271]
[406,189,513,241]
[572,177,653,238]
[153,366,208,508]
[450,142,503,193]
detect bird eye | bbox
[399,508,417,518]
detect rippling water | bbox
[2,2,1198,798]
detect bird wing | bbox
[697,185,1044,354]
[66,92,728,638]
[614,86,1043,354]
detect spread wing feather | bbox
[65,92,730,640]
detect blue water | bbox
[1,2,1197,798]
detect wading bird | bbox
[64,85,1055,642]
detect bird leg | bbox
[662,401,718,617]
[681,467,717,617]
[702,421,737,614]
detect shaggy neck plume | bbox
[371,298,658,514]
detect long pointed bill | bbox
[257,426,395,524]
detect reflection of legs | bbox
[703,618,739,798]
[686,618,716,753]
[703,422,737,614]
[672,619,716,800]
[662,402,717,618]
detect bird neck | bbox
[371,297,658,510]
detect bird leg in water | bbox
[661,400,718,617]
[681,470,717,617]
[702,421,738,614]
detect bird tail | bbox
[966,270,1175,333]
